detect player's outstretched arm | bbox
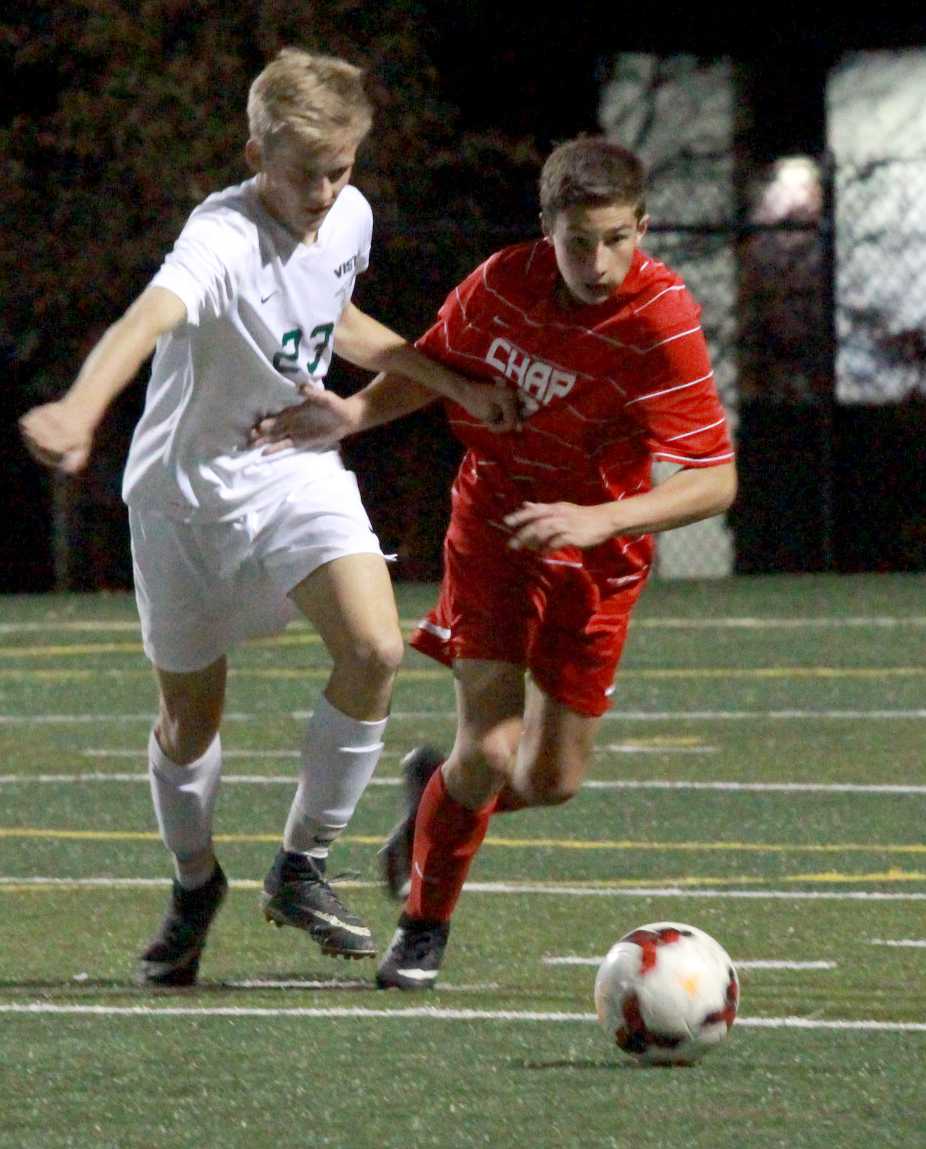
[251,369,509,455]
[333,302,519,432]
[19,286,187,474]
[505,462,738,552]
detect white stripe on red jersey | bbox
[416,240,733,517]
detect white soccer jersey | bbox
[122,179,372,521]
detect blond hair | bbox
[247,47,373,152]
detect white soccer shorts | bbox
[129,469,385,672]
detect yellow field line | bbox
[0,668,445,681]
[1,827,923,854]
[0,643,145,657]
[479,837,926,854]
[476,868,926,886]
[604,736,704,746]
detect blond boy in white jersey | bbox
[20,48,514,986]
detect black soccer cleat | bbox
[378,746,445,900]
[375,914,450,991]
[261,848,375,959]
[136,862,228,988]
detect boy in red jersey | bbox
[250,136,737,989]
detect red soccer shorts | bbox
[409,511,646,717]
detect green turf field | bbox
[1,575,924,1148]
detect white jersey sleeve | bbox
[151,209,252,326]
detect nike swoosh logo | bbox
[396,968,438,981]
[308,909,372,937]
[261,291,278,304]
[413,861,441,886]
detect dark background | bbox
[3,4,925,590]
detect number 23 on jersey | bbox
[272,324,334,377]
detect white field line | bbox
[299,709,926,723]
[599,745,718,755]
[3,616,925,635]
[637,618,926,629]
[3,767,923,796]
[868,938,926,948]
[0,713,254,725]
[4,708,926,725]
[462,884,926,901]
[0,1003,923,1031]
[585,780,926,793]
[2,876,925,901]
[223,979,499,993]
[542,957,837,970]
[83,745,713,761]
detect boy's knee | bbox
[363,629,405,679]
[473,732,518,782]
[522,776,580,807]
[514,746,584,807]
[154,716,219,766]
[336,628,403,683]
[445,734,514,806]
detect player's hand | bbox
[504,501,612,552]
[249,386,360,454]
[456,381,521,433]
[19,401,94,474]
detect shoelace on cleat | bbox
[327,869,361,883]
[286,871,359,921]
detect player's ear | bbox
[540,210,553,241]
[636,213,650,240]
[245,138,263,174]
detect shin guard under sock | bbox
[404,768,492,922]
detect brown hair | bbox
[247,47,373,152]
[540,136,647,223]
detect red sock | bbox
[405,768,492,922]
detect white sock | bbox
[148,730,222,889]
[283,694,387,859]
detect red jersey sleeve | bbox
[620,291,734,468]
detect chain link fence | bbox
[836,156,926,403]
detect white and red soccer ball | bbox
[594,922,739,1065]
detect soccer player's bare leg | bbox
[155,657,227,763]
[406,663,601,923]
[506,676,601,807]
[377,665,601,987]
[289,552,403,722]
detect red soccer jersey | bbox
[416,239,734,580]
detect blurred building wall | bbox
[829,50,926,404]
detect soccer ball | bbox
[594,921,739,1066]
